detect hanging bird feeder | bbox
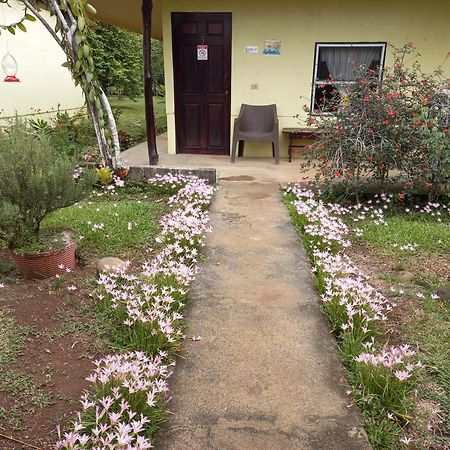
[2,53,20,82]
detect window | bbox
[312,42,386,113]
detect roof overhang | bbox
[89,0,163,40]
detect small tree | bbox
[302,43,449,200]
[0,122,95,249]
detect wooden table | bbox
[282,127,320,162]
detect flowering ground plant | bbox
[284,184,424,447]
[56,351,172,449]
[57,174,214,449]
[96,263,190,355]
[115,167,129,180]
[355,344,421,422]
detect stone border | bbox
[129,166,217,185]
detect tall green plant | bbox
[0,123,95,249]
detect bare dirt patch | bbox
[347,242,449,340]
[0,258,108,450]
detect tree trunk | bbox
[100,90,122,167]
[86,92,113,167]
[142,0,159,166]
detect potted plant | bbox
[0,122,95,279]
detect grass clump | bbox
[0,308,31,369]
[0,308,39,431]
[43,195,165,259]
[357,214,450,257]
[405,295,450,447]
[0,371,54,430]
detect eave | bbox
[89,0,163,40]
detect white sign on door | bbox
[197,45,208,61]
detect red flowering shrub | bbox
[118,129,132,150]
[303,43,449,200]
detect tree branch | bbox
[49,0,68,33]
[99,89,122,167]
[65,6,78,47]
[21,0,63,49]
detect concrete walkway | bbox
[156,175,371,449]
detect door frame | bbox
[171,12,232,155]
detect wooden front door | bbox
[172,12,232,155]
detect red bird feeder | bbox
[2,53,20,82]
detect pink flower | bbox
[394,370,412,381]
[400,436,412,444]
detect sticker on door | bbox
[197,44,208,61]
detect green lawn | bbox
[357,213,450,257]
[109,96,167,145]
[43,191,165,260]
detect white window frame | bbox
[311,42,387,114]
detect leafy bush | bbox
[303,43,450,200]
[29,110,97,159]
[0,122,95,250]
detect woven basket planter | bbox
[12,230,77,280]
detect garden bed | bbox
[0,185,165,448]
[285,187,450,450]
[0,176,213,449]
[0,272,112,449]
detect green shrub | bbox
[303,43,450,200]
[0,122,95,250]
[29,111,97,159]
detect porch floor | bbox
[122,134,312,185]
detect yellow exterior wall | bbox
[0,0,84,121]
[162,0,450,157]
